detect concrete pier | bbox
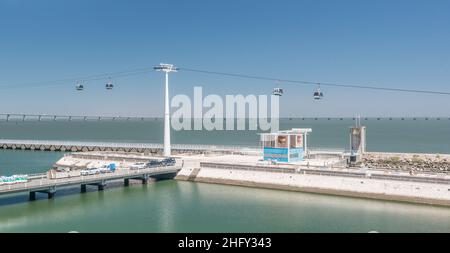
[175,159,450,207]
[0,139,260,156]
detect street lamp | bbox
[154,63,178,157]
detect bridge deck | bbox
[0,166,181,196]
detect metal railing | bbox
[201,162,296,174]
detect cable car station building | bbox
[259,128,312,163]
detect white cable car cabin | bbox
[273,88,283,96]
[313,89,323,100]
[105,81,114,90]
[76,83,84,91]
[313,84,323,100]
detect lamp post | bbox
[154,63,178,157]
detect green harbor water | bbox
[1,119,450,232]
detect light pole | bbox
[154,63,178,157]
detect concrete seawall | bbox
[176,166,450,207]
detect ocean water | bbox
[0,119,450,232]
[0,118,449,153]
[1,181,450,233]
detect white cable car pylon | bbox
[154,63,178,157]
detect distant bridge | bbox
[0,113,158,122]
[1,114,449,122]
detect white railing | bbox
[309,147,347,153]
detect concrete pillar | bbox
[29,192,36,201]
[124,179,130,187]
[142,174,150,184]
[304,133,308,157]
[287,135,291,163]
[98,181,107,191]
[164,71,171,157]
[81,184,87,193]
[48,187,56,198]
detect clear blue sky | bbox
[0,0,449,117]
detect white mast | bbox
[154,63,178,157]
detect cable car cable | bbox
[179,67,450,96]
[1,65,450,96]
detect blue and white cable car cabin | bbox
[259,128,312,163]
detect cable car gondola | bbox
[105,78,114,90]
[273,88,283,96]
[272,81,283,96]
[76,81,84,91]
[313,83,324,100]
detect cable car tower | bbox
[154,63,178,157]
